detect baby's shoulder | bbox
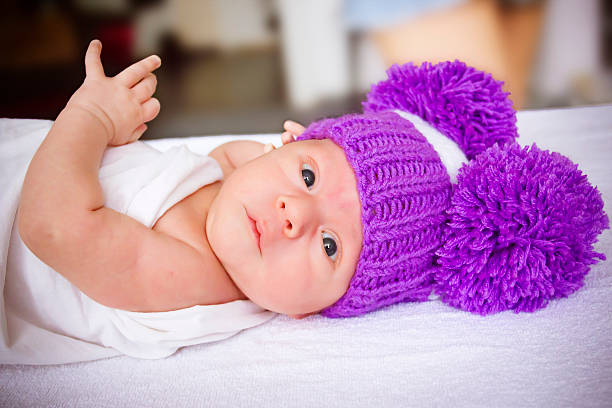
[208,140,265,178]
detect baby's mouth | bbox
[245,209,261,254]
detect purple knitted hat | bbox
[299,110,454,317]
[298,61,609,318]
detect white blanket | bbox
[1,105,611,407]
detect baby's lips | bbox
[245,209,263,254]
[254,217,265,250]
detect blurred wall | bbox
[1,0,610,137]
[531,0,606,106]
[276,0,351,110]
[135,0,276,56]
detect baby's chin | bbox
[219,256,341,316]
[287,311,318,319]
[245,284,334,316]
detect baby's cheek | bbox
[328,186,357,212]
[273,246,312,286]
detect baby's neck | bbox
[152,181,248,308]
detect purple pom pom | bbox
[434,143,609,315]
[363,61,518,160]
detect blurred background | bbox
[1,0,610,139]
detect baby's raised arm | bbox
[19,40,161,228]
[17,41,239,311]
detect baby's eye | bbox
[302,163,315,189]
[322,231,338,261]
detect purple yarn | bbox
[434,143,609,315]
[363,61,518,160]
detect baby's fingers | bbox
[283,120,305,136]
[132,73,157,103]
[116,55,161,88]
[281,131,295,145]
[85,39,105,78]
[141,97,161,123]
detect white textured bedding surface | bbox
[1,105,611,407]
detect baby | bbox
[14,38,609,351]
[17,40,362,320]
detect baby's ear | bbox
[288,312,316,319]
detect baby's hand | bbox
[65,39,161,146]
[281,120,306,145]
[263,119,306,154]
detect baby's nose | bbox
[276,195,311,239]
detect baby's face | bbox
[206,139,362,316]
